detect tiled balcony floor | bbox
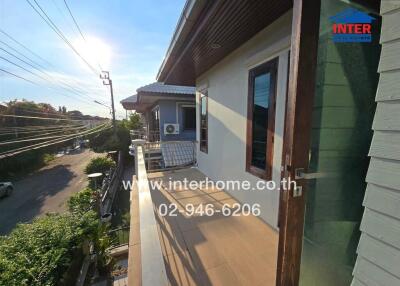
[129,167,278,286]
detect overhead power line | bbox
[0,125,89,145]
[0,45,109,105]
[63,0,103,71]
[0,67,91,106]
[0,56,94,105]
[0,29,53,68]
[0,124,81,131]
[0,47,107,104]
[10,106,108,120]
[0,134,73,146]
[1,55,47,81]
[0,114,94,121]
[0,40,47,71]
[0,5,111,118]
[0,123,111,159]
[63,0,86,42]
[0,125,85,136]
[0,123,105,153]
[0,30,107,98]
[25,0,100,76]
[0,67,109,108]
[0,68,37,85]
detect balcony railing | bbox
[147,130,160,142]
[130,129,160,142]
[144,140,196,172]
[127,139,197,285]
[128,141,168,286]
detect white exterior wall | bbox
[195,11,292,228]
[352,2,400,285]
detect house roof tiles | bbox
[137,82,195,95]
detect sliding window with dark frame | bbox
[182,106,196,130]
[246,58,278,180]
[199,92,208,153]
[150,106,160,132]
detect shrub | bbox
[67,188,114,274]
[84,156,116,175]
[0,212,99,286]
[42,153,55,164]
[0,145,69,181]
[67,188,97,215]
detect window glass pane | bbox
[201,96,207,115]
[150,108,159,131]
[251,73,270,169]
[200,94,208,152]
[299,1,381,285]
[183,107,196,130]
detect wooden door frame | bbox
[276,0,321,285]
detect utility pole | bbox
[100,71,116,131]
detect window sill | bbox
[246,165,271,181]
[200,147,208,154]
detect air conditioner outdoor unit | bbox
[164,123,179,135]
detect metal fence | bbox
[143,140,196,172]
[101,151,124,214]
[108,226,130,249]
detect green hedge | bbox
[0,212,99,286]
[67,187,96,215]
[84,156,116,175]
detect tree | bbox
[122,113,143,130]
[0,100,106,179]
[67,110,84,118]
[87,121,130,156]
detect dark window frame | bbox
[199,92,208,153]
[246,57,278,180]
[150,105,160,132]
[182,106,196,131]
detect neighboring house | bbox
[121,82,196,142]
[155,0,399,285]
[0,103,7,113]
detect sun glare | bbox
[73,36,112,70]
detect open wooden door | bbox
[277,0,381,285]
[276,0,321,285]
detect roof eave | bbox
[156,0,207,82]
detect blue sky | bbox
[0,0,185,119]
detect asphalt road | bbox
[0,148,99,235]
